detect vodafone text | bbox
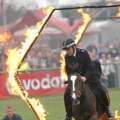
[21,74,66,90]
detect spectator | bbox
[1,106,23,120]
[51,50,59,67]
[97,44,103,56]
[77,42,85,49]
[108,45,118,58]
[46,55,52,68]
[101,71,108,87]
[86,41,97,52]
[99,53,109,87]
[19,58,31,73]
[89,48,98,60]
[36,52,47,69]
[107,54,115,87]
[27,51,38,69]
[115,52,120,63]
[32,44,41,57]
[41,63,47,69]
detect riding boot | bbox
[91,82,114,118]
[63,86,72,120]
[101,90,114,118]
[63,100,72,120]
[106,107,114,118]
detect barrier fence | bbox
[0,70,66,98]
[0,63,120,98]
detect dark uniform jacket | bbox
[1,114,22,120]
[65,48,101,84]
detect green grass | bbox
[0,88,120,120]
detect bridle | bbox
[69,74,84,105]
[71,79,83,98]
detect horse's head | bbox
[68,73,83,105]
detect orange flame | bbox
[0,31,14,45]
[60,9,91,81]
[113,0,120,17]
[107,2,113,6]
[60,52,68,81]
[6,7,53,120]
[115,110,120,119]
[75,9,91,44]
[115,5,120,17]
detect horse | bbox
[67,72,109,120]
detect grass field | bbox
[0,88,120,120]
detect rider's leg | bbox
[93,81,114,118]
[101,83,114,118]
[63,86,72,120]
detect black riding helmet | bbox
[62,38,76,50]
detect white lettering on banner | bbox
[51,77,59,88]
[41,74,50,90]
[22,79,31,90]
[60,76,66,88]
[6,73,66,95]
[31,78,40,90]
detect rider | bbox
[62,38,114,120]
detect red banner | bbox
[0,70,66,98]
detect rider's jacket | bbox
[64,48,102,84]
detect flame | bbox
[115,1,120,18]
[0,31,13,45]
[6,7,53,120]
[60,52,68,80]
[75,9,91,44]
[116,7,120,17]
[115,110,120,119]
[107,2,113,6]
[60,9,91,81]
[107,1,120,17]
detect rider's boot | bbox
[106,107,114,118]
[63,100,72,120]
[101,90,114,118]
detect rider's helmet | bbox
[62,38,76,50]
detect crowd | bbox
[79,40,120,88]
[0,44,61,73]
[0,40,120,88]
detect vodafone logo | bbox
[6,74,66,95]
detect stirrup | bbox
[106,109,114,118]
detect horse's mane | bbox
[66,58,80,75]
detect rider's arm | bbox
[84,50,94,80]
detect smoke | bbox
[5,0,49,10]
[58,0,93,6]
[58,0,116,6]
[5,0,116,11]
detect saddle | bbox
[86,82,108,110]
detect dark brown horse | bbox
[68,73,109,120]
